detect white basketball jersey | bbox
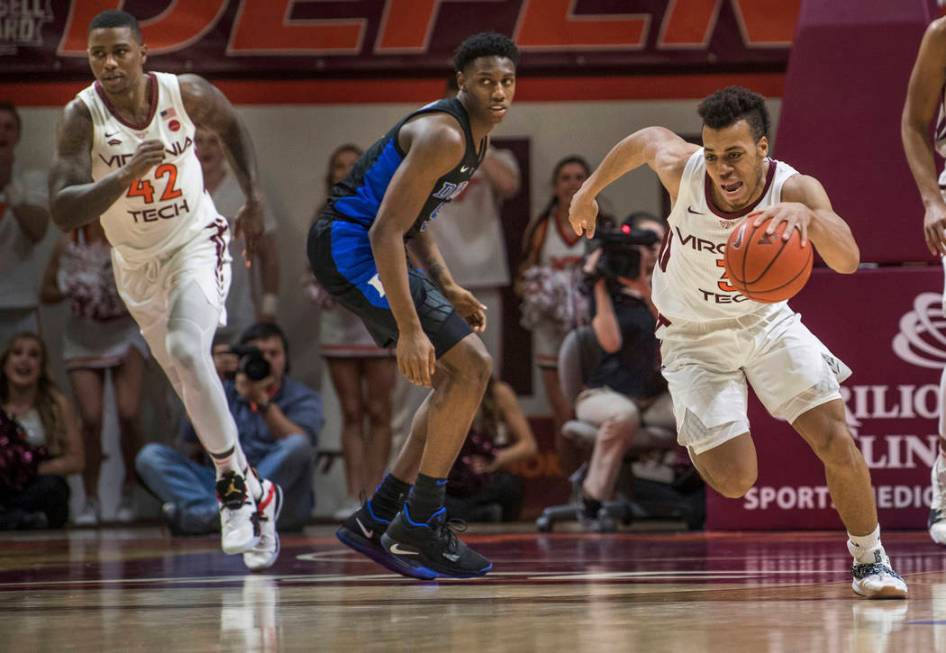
[936,85,946,186]
[78,72,217,265]
[539,215,585,270]
[652,149,799,322]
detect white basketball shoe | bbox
[848,544,908,599]
[216,470,260,554]
[929,454,946,545]
[243,477,283,571]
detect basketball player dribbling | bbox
[902,15,946,548]
[569,86,907,598]
[48,10,281,570]
[309,33,519,580]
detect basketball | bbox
[724,217,813,303]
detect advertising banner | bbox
[2,1,798,80]
[707,267,944,529]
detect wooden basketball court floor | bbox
[1,526,945,652]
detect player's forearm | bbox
[406,233,458,291]
[582,129,656,198]
[370,225,423,332]
[50,170,129,231]
[220,121,261,202]
[809,209,860,274]
[901,122,946,209]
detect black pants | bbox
[0,475,71,529]
[446,473,524,523]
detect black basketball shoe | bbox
[380,505,492,580]
[336,501,433,579]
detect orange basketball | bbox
[724,217,813,303]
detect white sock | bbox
[848,525,883,564]
[243,465,263,499]
[210,445,241,477]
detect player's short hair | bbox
[0,102,21,137]
[239,322,290,374]
[698,86,770,141]
[88,9,142,43]
[453,32,519,73]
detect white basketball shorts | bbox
[111,216,232,334]
[658,303,851,455]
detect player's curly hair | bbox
[697,86,770,141]
[453,32,520,72]
[89,9,142,43]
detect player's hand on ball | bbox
[235,196,264,266]
[120,139,165,183]
[923,201,946,256]
[751,202,811,246]
[568,190,599,238]
[446,286,487,333]
[397,328,437,387]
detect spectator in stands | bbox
[40,222,147,525]
[195,128,280,338]
[517,155,595,471]
[428,76,521,371]
[0,102,49,348]
[575,213,675,526]
[304,144,396,519]
[136,322,323,533]
[0,332,83,529]
[446,377,537,522]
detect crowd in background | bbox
[0,90,684,532]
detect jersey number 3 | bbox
[126,164,183,204]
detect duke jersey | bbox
[652,149,799,322]
[78,72,217,265]
[324,97,486,237]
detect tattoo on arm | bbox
[180,74,260,201]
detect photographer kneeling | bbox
[576,213,675,525]
[136,322,323,535]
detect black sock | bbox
[370,473,411,522]
[582,496,602,520]
[406,473,447,523]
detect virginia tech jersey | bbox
[652,149,799,322]
[78,72,217,265]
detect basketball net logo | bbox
[891,292,946,369]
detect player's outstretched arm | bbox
[49,99,162,231]
[371,117,466,386]
[180,74,264,261]
[569,127,697,238]
[755,174,859,274]
[902,17,946,256]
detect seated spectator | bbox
[446,378,538,522]
[40,221,147,525]
[0,332,83,529]
[0,102,50,349]
[136,322,323,535]
[575,214,675,525]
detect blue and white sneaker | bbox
[849,546,908,599]
[380,506,492,580]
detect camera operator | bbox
[574,212,676,526]
[136,323,323,544]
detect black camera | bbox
[594,224,660,282]
[229,345,271,382]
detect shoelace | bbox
[433,516,468,555]
[853,562,903,581]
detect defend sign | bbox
[706,267,943,530]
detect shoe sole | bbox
[852,582,908,600]
[244,484,283,571]
[336,526,438,581]
[380,533,493,580]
